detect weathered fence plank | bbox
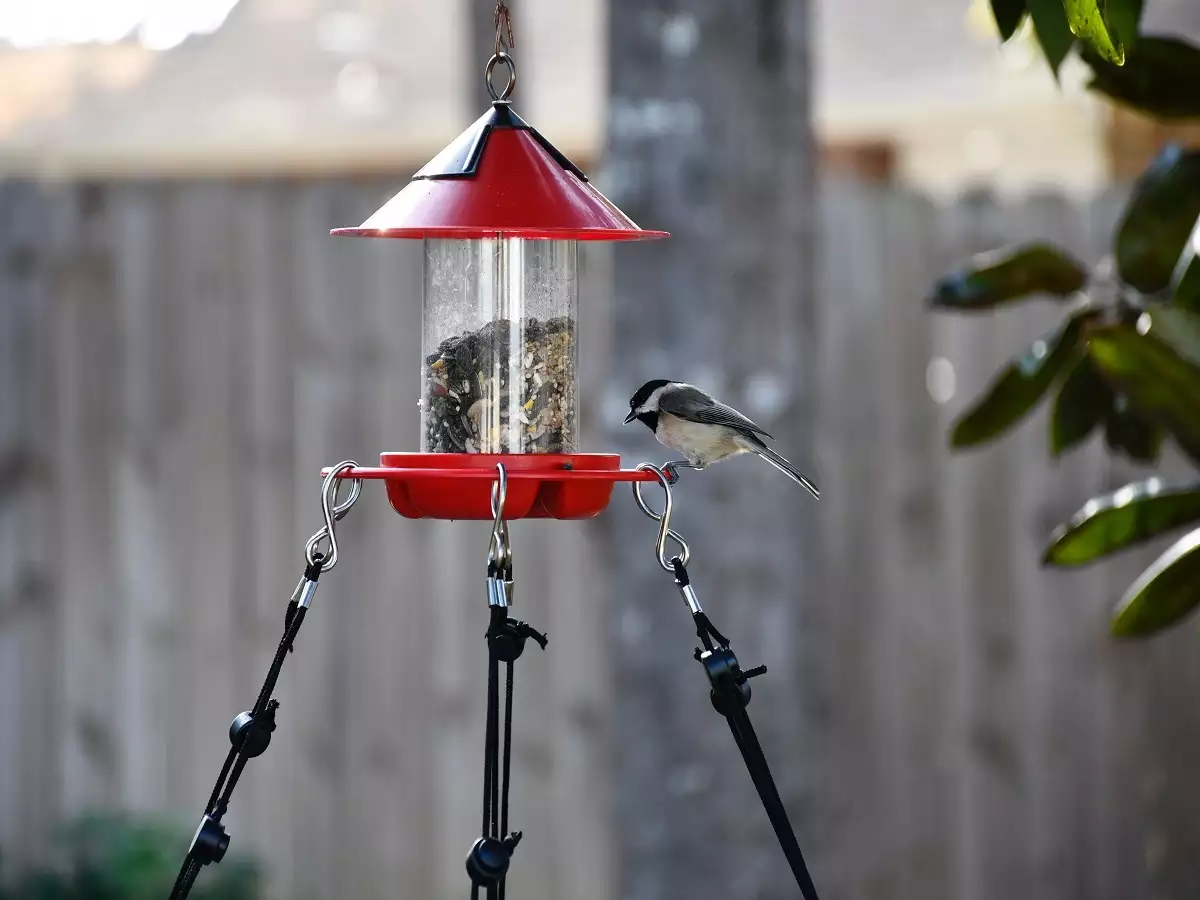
[228,179,303,899]
[0,180,59,864]
[52,182,124,819]
[110,181,175,817]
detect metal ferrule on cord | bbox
[292,576,320,610]
[676,579,703,616]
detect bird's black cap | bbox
[625,379,673,424]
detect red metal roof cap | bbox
[331,103,668,241]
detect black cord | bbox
[466,607,545,900]
[212,750,253,821]
[498,662,514,900]
[483,640,498,837]
[168,561,320,900]
[203,747,238,818]
[500,662,515,841]
[672,557,822,900]
[173,860,201,899]
[486,610,506,900]
[726,707,821,900]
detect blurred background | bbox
[2,1,1200,899]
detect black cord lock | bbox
[696,646,768,716]
[188,815,230,867]
[465,832,523,887]
[228,700,279,759]
[487,610,548,663]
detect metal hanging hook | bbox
[305,461,363,572]
[493,0,514,54]
[485,0,517,102]
[488,462,509,562]
[632,463,691,571]
[487,463,515,607]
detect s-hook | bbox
[632,462,691,574]
[168,462,363,900]
[488,465,514,608]
[467,464,547,900]
[631,464,823,900]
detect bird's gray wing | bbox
[658,384,774,439]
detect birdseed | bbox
[422,316,577,454]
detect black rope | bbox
[482,635,499,837]
[173,859,201,900]
[726,707,821,900]
[672,556,822,900]
[203,747,238,818]
[498,661,515,900]
[168,558,322,900]
[212,748,254,821]
[465,606,546,900]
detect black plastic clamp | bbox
[465,832,523,887]
[695,646,768,716]
[228,699,279,759]
[487,610,548,663]
[188,815,230,867]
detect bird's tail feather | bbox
[749,441,820,499]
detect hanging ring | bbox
[305,461,362,572]
[632,463,691,571]
[485,52,517,102]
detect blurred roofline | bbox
[0,127,598,181]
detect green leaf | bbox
[1043,478,1200,566]
[991,0,1027,40]
[1104,397,1163,462]
[1173,251,1200,313]
[1064,0,1124,63]
[1148,305,1200,367]
[1166,212,1200,312]
[1084,37,1200,120]
[1111,527,1200,636]
[1051,352,1112,454]
[1028,0,1077,75]
[928,243,1088,311]
[1114,144,1200,293]
[951,312,1089,448]
[1105,0,1143,47]
[1086,307,1200,463]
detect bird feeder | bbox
[330,50,667,520]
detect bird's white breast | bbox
[655,413,744,465]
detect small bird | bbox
[624,380,819,498]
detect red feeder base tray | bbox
[323,453,659,521]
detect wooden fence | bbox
[0,176,1198,900]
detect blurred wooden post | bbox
[604,2,824,899]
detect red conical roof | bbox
[331,103,667,241]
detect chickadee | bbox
[624,380,819,499]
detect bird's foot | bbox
[661,460,700,485]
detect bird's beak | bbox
[623,410,637,425]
